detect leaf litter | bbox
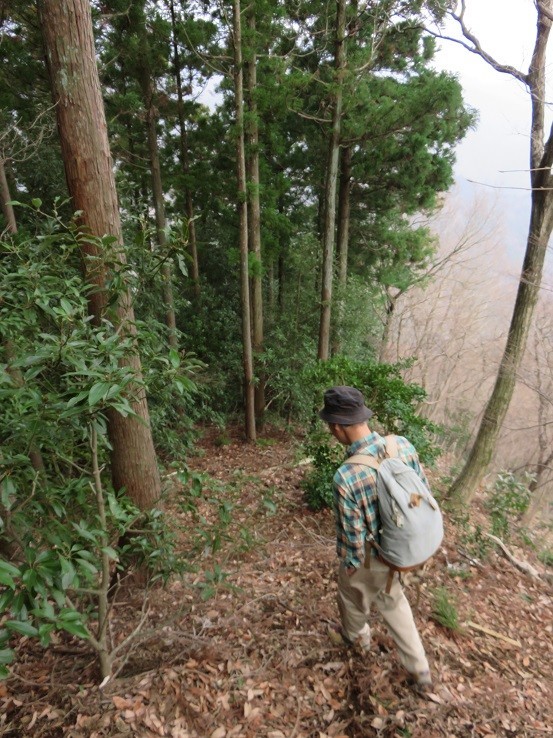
[1,425,551,737]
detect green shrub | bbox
[298,355,439,510]
[301,431,345,511]
[301,354,439,465]
[487,472,532,541]
[0,207,189,677]
[538,549,553,567]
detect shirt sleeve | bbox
[333,467,379,568]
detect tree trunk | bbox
[136,12,177,349]
[332,144,352,355]
[0,158,17,234]
[169,0,200,301]
[144,88,178,349]
[448,1,553,506]
[245,7,265,429]
[378,289,397,363]
[233,0,256,441]
[317,0,346,360]
[38,0,161,510]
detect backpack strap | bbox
[384,434,399,458]
[346,453,381,470]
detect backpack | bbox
[347,435,443,573]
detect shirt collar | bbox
[347,431,385,457]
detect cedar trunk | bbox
[38,0,161,509]
[233,0,256,441]
[245,8,265,428]
[0,158,17,234]
[317,0,346,360]
[169,0,200,301]
[332,145,352,355]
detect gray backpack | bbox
[347,435,443,572]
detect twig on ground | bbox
[294,517,334,546]
[485,534,542,580]
[466,621,521,648]
[458,549,484,568]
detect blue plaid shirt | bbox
[333,432,429,570]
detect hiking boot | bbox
[327,623,371,653]
[410,670,432,696]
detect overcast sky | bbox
[431,0,542,257]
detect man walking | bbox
[320,385,432,691]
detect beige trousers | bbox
[337,554,430,676]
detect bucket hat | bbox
[319,386,373,425]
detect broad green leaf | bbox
[51,589,66,608]
[38,623,54,646]
[0,649,15,666]
[59,558,76,590]
[1,477,16,508]
[0,561,20,578]
[59,298,73,314]
[88,382,110,407]
[58,620,89,639]
[21,569,37,588]
[169,348,180,369]
[76,558,98,575]
[5,620,39,637]
[0,590,14,612]
[66,391,89,409]
[100,546,119,561]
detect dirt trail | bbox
[1,425,552,737]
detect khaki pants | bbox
[337,554,429,676]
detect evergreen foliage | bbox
[0,0,479,678]
[0,208,199,675]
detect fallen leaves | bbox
[2,427,552,738]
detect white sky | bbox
[432,0,544,256]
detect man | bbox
[320,385,432,691]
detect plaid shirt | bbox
[333,432,429,570]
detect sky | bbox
[431,0,542,257]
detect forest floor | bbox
[1,424,552,738]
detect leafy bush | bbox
[0,206,190,677]
[538,549,553,567]
[487,472,532,541]
[301,355,439,464]
[298,355,439,510]
[301,431,345,511]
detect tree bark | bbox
[332,144,352,355]
[0,158,17,234]
[245,6,265,429]
[136,9,177,349]
[233,0,256,441]
[38,0,161,510]
[169,0,200,301]
[317,0,346,360]
[448,1,553,506]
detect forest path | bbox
[2,425,552,737]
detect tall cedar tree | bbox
[38,0,161,509]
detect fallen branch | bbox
[485,533,542,580]
[466,621,521,648]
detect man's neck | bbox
[342,423,371,445]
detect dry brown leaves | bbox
[1,425,551,737]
